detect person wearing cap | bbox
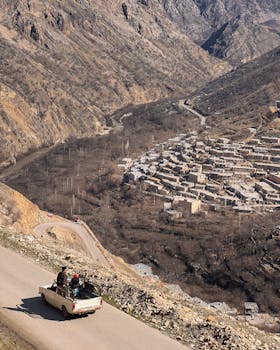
[70,273,80,298]
[57,266,68,287]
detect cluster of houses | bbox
[119,133,280,217]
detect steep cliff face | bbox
[162,0,280,64]
[0,0,229,170]
[162,0,211,43]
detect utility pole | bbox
[238,213,241,228]
[72,194,76,211]
[276,100,280,118]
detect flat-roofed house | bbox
[188,172,206,184]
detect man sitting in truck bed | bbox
[70,273,80,297]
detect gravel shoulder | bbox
[0,318,36,350]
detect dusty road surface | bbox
[0,246,187,350]
[179,100,207,126]
[34,221,109,267]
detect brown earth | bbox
[201,13,280,65]
[0,182,89,255]
[0,182,41,234]
[1,0,280,174]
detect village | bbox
[119,133,280,219]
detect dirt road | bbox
[34,221,109,267]
[0,246,187,350]
[179,100,207,126]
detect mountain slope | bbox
[162,0,212,43]
[162,0,280,65]
[202,14,280,65]
[0,182,41,234]
[0,0,229,170]
[190,45,280,137]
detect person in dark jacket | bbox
[70,273,80,298]
[57,266,68,287]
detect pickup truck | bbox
[39,281,102,318]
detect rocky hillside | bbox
[201,13,280,65]
[0,0,228,170]
[162,0,280,65]
[190,45,280,138]
[0,182,41,234]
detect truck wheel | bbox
[41,294,48,305]
[62,306,69,319]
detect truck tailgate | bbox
[74,297,102,313]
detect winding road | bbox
[0,246,187,350]
[34,221,109,267]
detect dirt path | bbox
[34,221,110,267]
[108,111,133,133]
[0,246,187,350]
[179,100,207,126]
